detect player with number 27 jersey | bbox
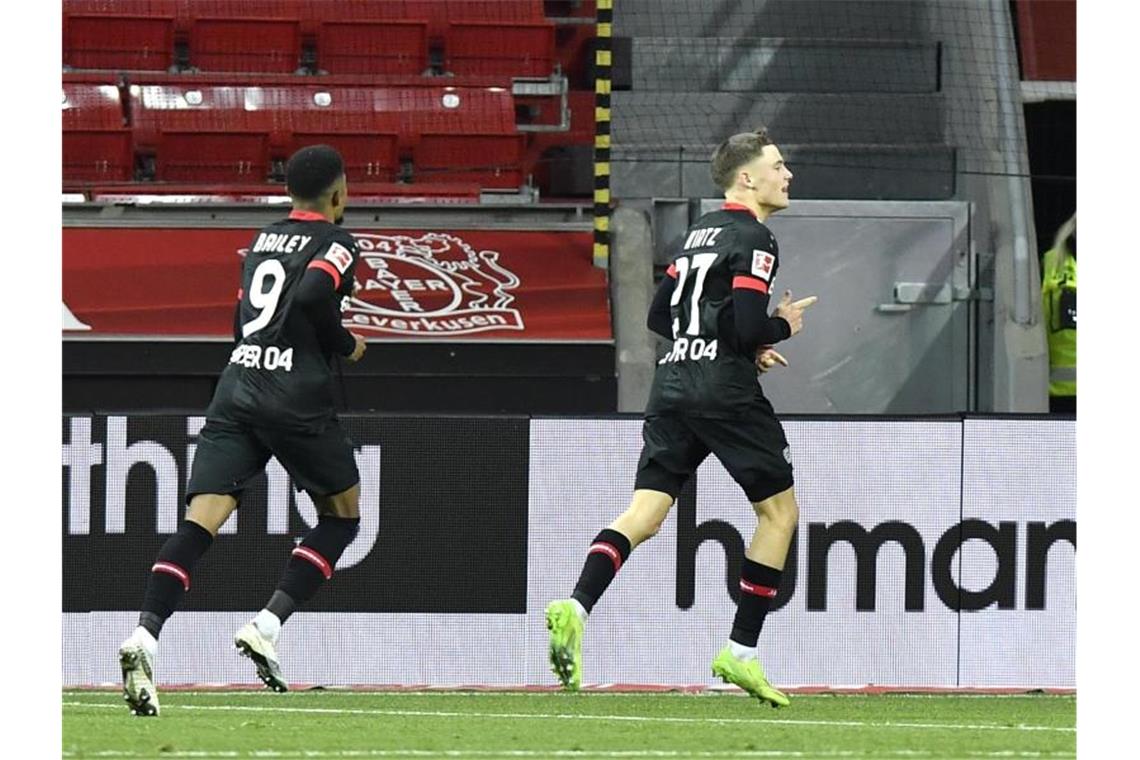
[647,203,785,416]
[213,211,360,432]
[546,129,816,710]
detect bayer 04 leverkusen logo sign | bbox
[340,232,524,337]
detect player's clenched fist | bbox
[773,290,817,336]
[347,333,367,363]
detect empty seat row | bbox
[63,0,555,77]
[63,81,527,188]
[77,180,485,204]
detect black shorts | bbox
[186,416,360,504]
[634,401,794,503]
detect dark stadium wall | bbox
[1010,0,1076,256]
[1024,100,1076,256]
[62,341,617,415]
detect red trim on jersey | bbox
[666,263,677,278]
[307,259,342,290]
[292,546,334,579]
[739,579,777,598]
[733,275,769,294]
[722,202,759,218]
[588,542,623,572]
[288,209,329,222]
[152,561,190,591]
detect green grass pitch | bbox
[62,690,1075,759]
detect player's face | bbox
[741,146,793,212]
[332,175,348,225]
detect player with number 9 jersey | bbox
[117,147,371,719]
[213,210,361,432]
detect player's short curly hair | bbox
[710,128,773,191]
[286,144,345,201]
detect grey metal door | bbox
[697,200,975,413]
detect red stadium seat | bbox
[63,82,133,182]
[300,1,552,77]
[61,0,589,199]
[446,21,556,77]
[123,76,527,189]
[383,86,517,134]
[84,181,483,204]
[273,88,401,182]
[187,1,305,73]
[391,85,523,186]
[316,20,429,75]
[416,134,525,188]
[131,85,406,184]
[63,0,177,71]
[438,0,546,22]
[131,86,276,182]
[301,1,544,29]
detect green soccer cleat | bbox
[711,646,790,708]
[545,599,584,691]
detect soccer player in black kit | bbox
[118,145,368,716]
[546,129,816,707]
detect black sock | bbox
[265,590,297,623]
[272,516,359,622]
[570,528,632,613]
[730,558,783,647]
[138,520,214,638]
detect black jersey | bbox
[207,211,359,432]
[646,205,783,418]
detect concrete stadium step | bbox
[611,143,956,201]
[611,92,945,146]
[630,37,939,94]
[614,0,930,40]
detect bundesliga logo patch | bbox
[752,250,776,281]
[324,242,354,275]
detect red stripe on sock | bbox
[588,542,623,572]
[292,546,333,580]
[152,561,190,591]
[740,579,777,598]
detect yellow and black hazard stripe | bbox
[593,0,613,267]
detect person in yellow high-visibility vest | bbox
[1041,213,1076,413]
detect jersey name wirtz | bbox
[251,233,314,255]
[682,227,723,250]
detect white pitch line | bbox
[61,691,1076,700]
[61,701,1076,734]
[58,751,1077,759]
